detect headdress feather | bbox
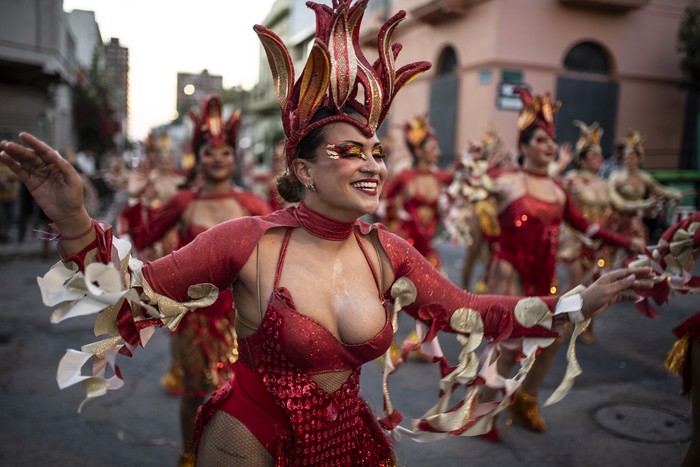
[515,87,561,140]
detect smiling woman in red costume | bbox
[478,89,645,438]
[380,115,452,271]
[120,95,271,465]
[0,1,654,465]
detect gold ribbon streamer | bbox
[389,277,417,334]
[544,284,588,406]
[82,336,123,360]
[140,280,219,331]
[664,335,689,375]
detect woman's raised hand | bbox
[580,267,655,319]
[0,132,88,231]
[127,160,152,199]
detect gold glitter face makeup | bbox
[325,142,385,161]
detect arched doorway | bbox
[556,41,619,155]
[429,46,459,167]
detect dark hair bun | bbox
[276,172,300,203]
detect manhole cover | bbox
[591,402,691,444]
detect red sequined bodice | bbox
[401,195,439,255]
[493,193,563,296]
[238,303,393,464]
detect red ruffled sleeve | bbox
[121,190,192,251]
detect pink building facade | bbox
[362,0,688,169]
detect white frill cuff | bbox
[38,234,218,412]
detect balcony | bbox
[411,0,487,25]
[559,0,651,11]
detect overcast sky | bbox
[63,0,275,141]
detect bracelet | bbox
[50,218,97,241]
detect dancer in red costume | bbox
[380,115,452,271]
[380,116,455,361]
[477,88,646,438]
[0,1,653,465]
[121,95,271,465]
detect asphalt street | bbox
[0,227,695,466]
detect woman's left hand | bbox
[0,132,87,231]
[580,267,655,319]
[558,142,573,168]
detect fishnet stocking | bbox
[196,411,274,467]
[311,370,352,393]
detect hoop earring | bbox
[305,182,317,192]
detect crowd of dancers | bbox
[0,1,698,466]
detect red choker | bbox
[195,188,236,200]
[522,167,549,178]
[294,202,355,241]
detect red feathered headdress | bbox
[254,0,431,169]
[515,87,561,141]
[188,95,242,157]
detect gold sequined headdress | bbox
[481,123,503,158]
[254,0,431,168]
[188,95,242,157]
[573,120,603,158]
[404,115,435,153]
[624,129,645,157]
[515,87,561,140]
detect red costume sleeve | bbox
[436,169,453,186]
[140,216,267,303]
[121,190,192,251]
[377,227,559,339]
